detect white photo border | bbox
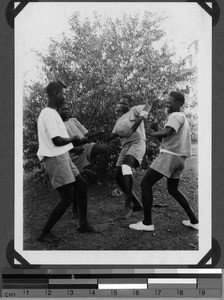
[15,2,211,265]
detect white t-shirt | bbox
[112,105,146,147]
[37,107,73,161]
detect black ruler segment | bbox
[2,279,48,283]
[2,285,48,289]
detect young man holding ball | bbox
[129,91,199,231]
[109,95,151,219]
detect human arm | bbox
[146,126,174,138]
[85,131,103,139]
[108,132,119,141]
[131,104,151,133]
[85,124,107,139]
[146,112,185,138]
[52,135,82,147]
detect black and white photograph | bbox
[15,2,211,265]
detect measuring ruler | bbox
[1,269,222,298]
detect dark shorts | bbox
[150,152,186,179]
[43,152,80,189]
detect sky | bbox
[15,2,208,84]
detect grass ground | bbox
[23,142,198,251]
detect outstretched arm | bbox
[146,126,174,138]
[131,103,151,133]
[85,131,103,139]
[108,132,119,141]
[52,135,81,147]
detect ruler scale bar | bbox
[148,278,197,284]
[2,285,48,289]
[48,284,98,289]
[2,279,49,283]
[1,288,222,298]
[98,284,148,290]
[148,284,197,289]
[2,268,222,274]
[2,273,222,279]
[0,270,222,298]
[49,279,98,284]
[75,274,222,278]
[98,278,147,284]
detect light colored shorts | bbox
[116,140,146,167]
[43,152,80,189]
[150,152,186,179]
[70,142,95,172]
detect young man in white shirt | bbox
[110,95,151,219]
[129,91,198,232]
[37,82,96,243]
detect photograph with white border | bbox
[15,2,211,265]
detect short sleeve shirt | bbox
[112,105,146,146]
[64,118,88,150]
[37,107,73,161]
[160,112,192,157]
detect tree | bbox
[23,11,196,183]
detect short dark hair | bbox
[46,81,67,98]
[170,91,185,106]
[122,95,133,104]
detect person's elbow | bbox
[52,137,61,146]
[164,128,174,137]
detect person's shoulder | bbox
[69,117,79,124]
[41,108,61,121]
[132,104,145,110]
[41,107,55,114]
[38,107,49,118]
[170,112,185,119]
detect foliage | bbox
[23,12,197,183]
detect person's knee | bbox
[58,193,73,209]
[141,172,155,190]
[101,144,109,153]
[95,143,108,155]
[121,164,132,176]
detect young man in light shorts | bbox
[129,91,199,231]
[110,95,151,219]
[58,103,110,218]
[37,82,97,243]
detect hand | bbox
[144,104,151,113]
[146,127,155,135]
[150,122,158,131]
[71,135,81,142]
[72,148,84,155]
[80,137,88,145]
[99,124,107,134]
